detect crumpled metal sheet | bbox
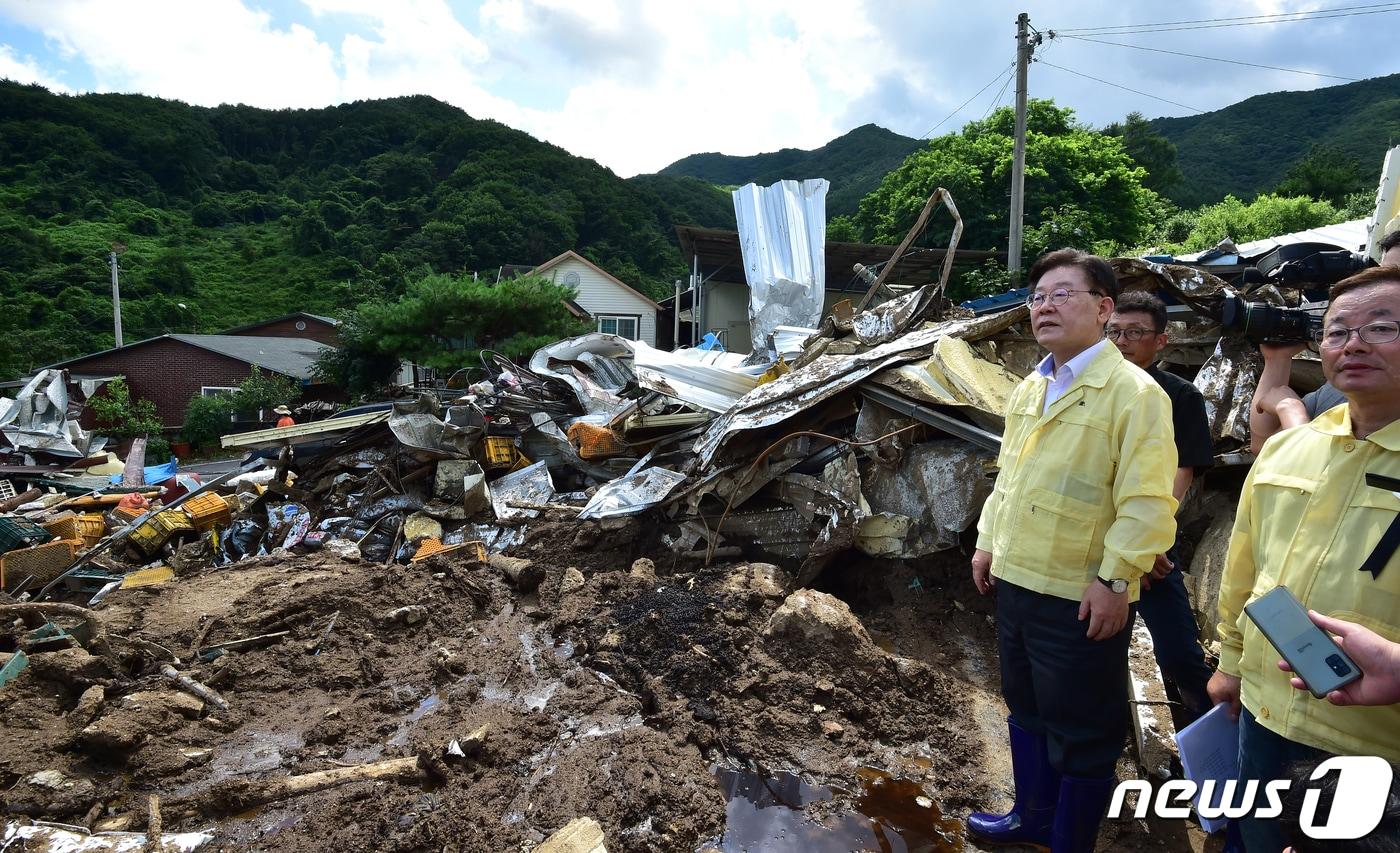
[1111,257,1232,315]
[490,460,555,520]
[577,466,688,519]
[866,336,1021,430]
[861,440,996,556]
[692,310,1024,468]
[733,179,829,356]
[0,369,94,457]
[388,393,480,456]
[1193,337,1262,446]
[851,287,931,346]
[529,334,636,419]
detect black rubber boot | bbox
[1049,775,1116,853]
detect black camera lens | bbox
[1326,654,1351,676]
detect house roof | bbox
[46,334,332,380]
[218,311,342,335]
[675,226,1006,294]
[533,250,662,310]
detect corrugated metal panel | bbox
[732,179,828,354]
[1233,219,1368,256]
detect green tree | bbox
[1272,144,1366,206]
[1102,112,1183,196]
[88,377,162,439]
[852,100,1162,266]
[1160,194,1341,253]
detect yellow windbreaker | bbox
[976,344,1178,603]
[1218,405,1400,761]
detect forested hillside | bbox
[1149,73,1400,207]
[0,82,733,378]
[657,124,921,217]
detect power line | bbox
[1056,3,1400,34]
[1038,60,1204,113]
[982,67,1016,120]
[919,63,1015,139]
[1056,5,1400,36]
[1056,34,1360,82]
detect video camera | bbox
[1218,243,1375,344]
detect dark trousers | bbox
[1236,707,1328,853]
[996,580,1136,778]
[1137,557,1214,722]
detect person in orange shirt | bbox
[273,405,295,428]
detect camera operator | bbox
[969,249,1178,852]
[1250,230,1400,452]
[1106,292,1216,724]
[1209,265,1400,852]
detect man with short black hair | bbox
[1250,229,1400,452]
[1211,265,1400,851]
[969,249,1179,852]
[1107,291,1216,723]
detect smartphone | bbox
[1245,585,1362,699]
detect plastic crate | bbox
[128,509,195,557]
[411,538,486,563]
[566,422,628,460]
[0,517,51,557]
[1,539,80,590]
[182,492,232,532]
[0,479,15,501]
[480,435,517,470]
[41,512,81,542]
[111,505,144,525]
[76,514,107,548]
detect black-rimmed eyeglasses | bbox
[1315,321,1400,349]
[1027,288,1103,309]
[1105,328,1158,342]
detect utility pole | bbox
[1008,12,1040,286]
[109,243,125,347]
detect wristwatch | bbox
[1099,577,1129,594]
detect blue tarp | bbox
[109,457,179,486]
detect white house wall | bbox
[545,258,657,347]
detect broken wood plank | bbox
[187,756,427,816]
[160,663,229,712]
[536,817,607,853]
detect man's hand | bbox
[1141,554,1174,590]
[1260,342,1307,364]
[1278,611,1400,707]
[1207,670,1242,721]
[1254,385,1306,420]
[1078,580,1128,640]
[971,548,995,595]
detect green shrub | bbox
[182,393,234,449]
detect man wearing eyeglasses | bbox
[969,249,1178,852]
[1249,229,1400,453]
[1106,292,1217,726]
[1210,266,1400,852]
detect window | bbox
[201,386,237,398]
[598,315,639,340]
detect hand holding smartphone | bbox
[1245,585,1362,699]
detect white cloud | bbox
[0,43,71,92]
[0,0,1392,176]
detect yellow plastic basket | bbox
[128,510,195,557]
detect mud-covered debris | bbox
[559,567,585,596]
[445,722,490,762]
[762,589,873,653]
[26,646,112,686]
[535,816,608,853]
[4,769,98,817]
[324,538,361,562]
[721,562,789,600]
[820,720,845,739]
[122,689,204,719]
[490,554,543,591]
[381,605,428,626]
[628,557,656,582]
[66,684,105,732]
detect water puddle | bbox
[708,765,965,852]
[387,692,443,747]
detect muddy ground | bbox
[2,514,1214,852]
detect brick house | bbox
[220,312,342,347]
[42,333,345,433]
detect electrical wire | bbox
[1054,4,1400,36]
[1039,60,1204,113]
[919,63,1015,139]
[981,65,1017,120]
[1055,34,1360,81]
[1058,2,1400,34]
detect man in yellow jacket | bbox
[968,249,1178,852]
[1210,265,1400,852]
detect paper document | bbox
[1173,702,1239,833]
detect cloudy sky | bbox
[0,1,1395,177]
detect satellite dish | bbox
[562,271,581,288]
